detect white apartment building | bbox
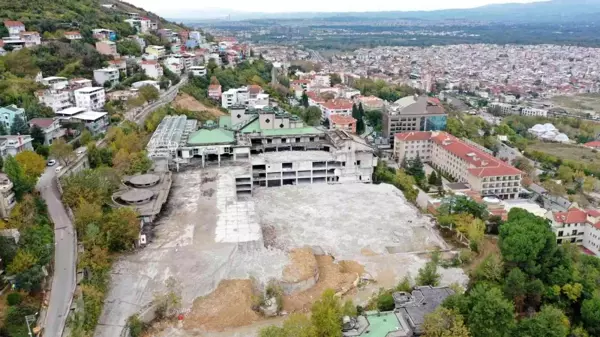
[93,68,120,86]
[489,102,518,115]
[0,173,16,219]
[36,89,72,113]
[72,111,109,134]
[164,57,184,75]
[40,76,69,90]
[189,66,207,77]
[64,31,82,40]
[132,80,160,92]
[222,87,250,109]
[320,99,353,120]
[521,107,548,117]
[548,207,600,256]
[0,135,34,158]
[248,94,269,109]
[74,87,106,111]
[311,74,331,87]
[140,61,164,79]
[395,131,522,199]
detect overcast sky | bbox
[127,0,545,16]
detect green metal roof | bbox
[240,118,262,133]
[261,127,323,136]
[187,128,235,145]
[219,115,231,129]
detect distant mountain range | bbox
[170,0,600,23]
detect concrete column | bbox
[218,153,221,167]
[202,154,205,167]
[233,152,237,161]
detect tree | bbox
[512,157,534,176]
[428,171,439,186]
[517,305,570,337]
[439,195,489,220]
[103,207,140,252]
[80,130,93,146]
[311,289,342,337]
[417,261,441,286]
[15,151,46,181]
[50,138,75,166]
[406,154,426,182]
[329,73,342,87]
[74,199,103,237]
[557,166,575,183]
[581,296,600,336]
[7,250,37,275]
[472,254,503,284]
[30,125,46,148]
[261,313,317,337]
[303,106,322,126]
[423,307,470,337]
[138,85,160,102]
[3,156,34,200]
[301,91,309,108]
[10,116,29,135]
[467,285,515,337]
[117,39,142,56]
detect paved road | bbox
[133,77,187,126]
[38,167,76,337]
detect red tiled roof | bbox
[141,60,158,65]
[584,141,600,148]
[64,31,81,35]
[329,114,356,125]
[587,209,600,217]
[322,99,353,110]
[553,208,587,224]
[4,20,24,27]
[395,131,433,141]
[306,91,325,103]
[292,80,310,85]
[29,118,55,129]
[248,85,262,95]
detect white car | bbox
[47,159,56,167]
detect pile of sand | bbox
[282,256,362,312]
[183,279,261,332]
[282,247,318,283]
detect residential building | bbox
[72,111,109,134]
[0,105,26,131]
[40,76,69,90]
[92,29,116,41]
[108,59,127,71]
[189,66,207,77]
[394,131,522,199]
[222,87,250,109]
[140,60,164,79]
[95,40,118,56]
[0,174,16,219]
[36,89,72,113]
[0,135,34,157]
[74,87,106,111]
[521,107,548,117]
[55,107,87,120]
[28,118,65,145]
[130,35,146,50]
[248,94,269,109]
[164,57,184,75]
[124,17,152,34]
[489,102,518,115]
[93,68,120,86]
[64,31,82,40]
[383,95,447,144]
[3,21,25,37]
[547,206,600,256]
[189,31,204,43]
[584,140,600,149]
[355,95,385,111]
[208,84,222,100]
[321,99,354,120]
[145,45,166,58]
[19,31,41,47]
[329,115,357,134]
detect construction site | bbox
[95,164,466,337]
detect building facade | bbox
[93,68,120,86]
[28,118,65,145]
[140,61,164,79]
[395,131,522,199]
[383,95,447,143]
[548,207,600,256]
[95,41,118,56]
[74,87,106,111]
[0,105,26,131]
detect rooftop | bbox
[56,107,86,116]
[74,86,104,94]
[28,118,55,129]
[73,111,107,121]
[120,189,154,203]
[329,114,357,125]
[187,128,235,146]
[252,151,334,164]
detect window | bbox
[558,231,563,237]
[265,118,270,123]
[280,124,284,128]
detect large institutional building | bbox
[147,106,377,197]
[394,131,522,199]
[383,95,448,144]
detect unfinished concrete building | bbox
[146,106,377,197]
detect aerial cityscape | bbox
[1,0,600,337]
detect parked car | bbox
[47,159,56,166]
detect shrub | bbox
[6,293,22,306]
[376,293,395,311]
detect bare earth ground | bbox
[173,93,226,119]
[552,94,600,114]
[97,167,467,337]
[528,141,600,165]
[282,247,318,283]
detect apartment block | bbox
[394,131,522,199]
[95,40,118,56]
[74,87,106,111]
[0,105,26,131]
[93,68,120,86]
[140,61,164,79]
[36,89,72,113]
[548,207,600,256]
[383,95,447,143]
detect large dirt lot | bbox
[528,141,600,165]
[173,93,226,120]
[96,167,467,337]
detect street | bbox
[38,167,76,337]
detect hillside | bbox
[0,0,184,38]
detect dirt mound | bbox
[282,256,362,312]
[282,247,318,283]
[173,93,225,119]
[183,279,261,332]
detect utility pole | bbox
[25,313,38,337]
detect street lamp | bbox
[25,312,38,337]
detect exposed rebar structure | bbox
[147,115,197,159]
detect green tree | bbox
[7,250,37,275]
[423,307,471,337]
[50,138,75,166]
[467,285,515,337]
[103,207,140,252]
[439,195,488,220]
[517,305,570,337]
[301,91,309,108]
[117,39,142,56]
[10,116,29,135]
[303,106,322,126]
[80,130,93,146]
[503,267,526,312]
[329,73,342,87]
[311,289,342,337]
[3,155,34,200]
[428,171,439,186]
[406,154,426,182]
[30,125,46,148]
[138,85,160,102]
[581,296,600,336]
[472,254,504,284]
[417,261,441,286]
